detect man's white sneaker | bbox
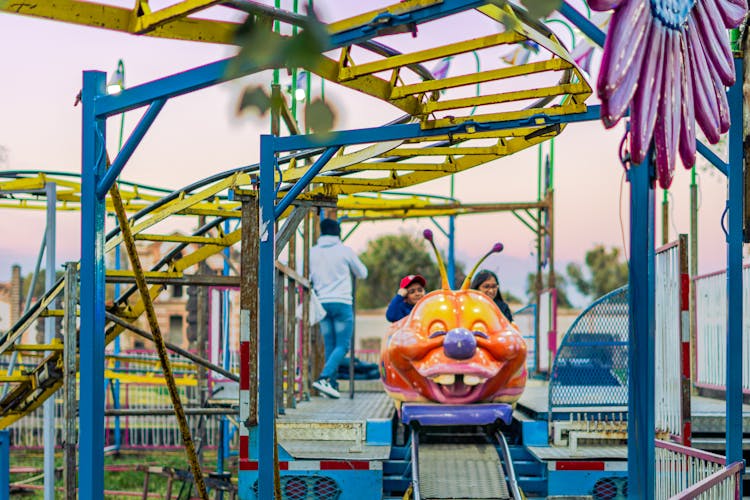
[312,378,340,399]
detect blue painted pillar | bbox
[726,57,744,472]
[80,70,107,500]
[627,151,655,499]
[257,134,277,500]
[0,430,8,500]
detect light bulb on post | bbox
[107,60,125,95]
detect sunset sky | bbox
[0,1,734,306]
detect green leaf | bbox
[237,85,272,117]
[521,0,563,19]
[288,8,330,70]
[305,98,335,133]
[228,8,329,79]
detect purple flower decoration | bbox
[592,0,747,188]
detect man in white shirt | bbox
[310,218,368,399]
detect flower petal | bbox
[687,17,722,143]
[678,33,697,169]
[597,0,649,99]
[709,53,732,134]
[630,21,666,164]
[654,31,680,189]
[600,25,648,127]
[589,0,625,10]
[715,0,748,27]
[693,0,736,86]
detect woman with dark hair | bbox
[470,269,513,322]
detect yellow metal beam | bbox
[1,0,237,44]
[425,101,586,129]
[326,0,444,35]
[133,233,230,245]
[104,370,197,386]
[339,31,525,81]
[130,0,222,34]
[104,172,247,252]
[392,58,572,99]
[0,375,31,382]
[10,344,64,352]
[422,82,589,113]
[106,270,184,280]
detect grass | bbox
[10,449,230,499]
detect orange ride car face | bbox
[380,289,527,405]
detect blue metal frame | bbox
[76,5,746,496]
[257,134,277,500]
[726,58,744,474]
[80,70,107,500]
[275,146,338,218]
[97,99,166,198]
[627,152,655,499]
[558,1,606,48]
[0,431,8,500]
[696,141,728,176]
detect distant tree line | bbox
[355,234,628,311]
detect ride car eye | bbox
[428,321,446,338]
[471,322,488,337]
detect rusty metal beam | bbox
[109,183,209,500]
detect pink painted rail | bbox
[655,439,743,499]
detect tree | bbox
[566,244,629,300]
[22,269,65,301]
[525,272,573,308]
[355,233,463,309]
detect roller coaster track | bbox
[0,0,591,427]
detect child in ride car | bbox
[385,274,426,322]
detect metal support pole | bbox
[80,70,107,500]
[689,173,698,394]
[547,189,556,289]
[661,190,669,245]
[218,220,231,481]
[287,235,297,408]
[448,176,456,288]
[258,135,277,500]
[726,57,744,473]
[63,262,79,500]
[448,215,456,288]
[0,431,8,500]
[1,227,46,399]
[240,196,260,428]
[627,151,655,500]
[44,182,56,500]
[113,241,122,452]
[302,211,311,398]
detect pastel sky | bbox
[0,1,733,305]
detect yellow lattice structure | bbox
[0,0,590,426]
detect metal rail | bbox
[496,431,523,500]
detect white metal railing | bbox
[514,304,536,373]
[656,440,741,499]
[694,265,750,391]
[5,349,230,448]
[655,242,682,438]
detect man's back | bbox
[310,235,367,304]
